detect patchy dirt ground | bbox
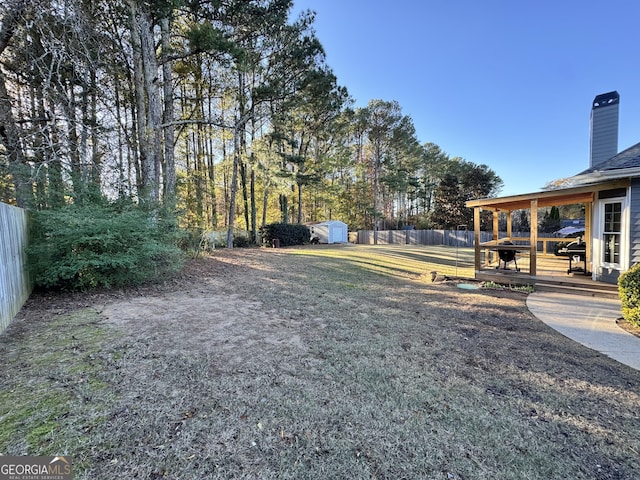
[617,317,640,338]
[2,247,640,479]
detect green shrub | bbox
[27,203,185,291]
[176,228,205,256]
[233,234,251,248]
[619,264,640,327]
[259,223,310,247]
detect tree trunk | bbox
[79,78,91,194]
[228,70,252,246]
[297,183,303,224]
[62,78,83,200]
[207,75,218,228]
[227,130,241,249]
[0,1,29,57]
[114,72,127,198]
[130,1,148,199]
[373,143,381,245]
[241,159,250,231]
[0,70,32,208]
[207,127,217,228]
[161,16,176,206]
[195,129,204,223]
[30,84,46,209]
[262,179,270,228]
[249,121,258,241]
[89,70,101,189]
[140,11,162,206]
[124,67,141,195]
[250,165,256,242]
[280,193,288,224]
[47,105,65,208]
[130,0,162,207]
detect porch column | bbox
[506,210,512,239]
[492,211,501,264]
[474,207,481,272]
[530,199,538,276]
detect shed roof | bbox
[311,220,347,226]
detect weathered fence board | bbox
[0,202,30,334]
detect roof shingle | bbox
[577,141,640,175]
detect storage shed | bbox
[309,220,348,244]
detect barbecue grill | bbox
[496,241,520,271]
[557,239,588,275]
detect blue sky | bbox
[291,0,640,196]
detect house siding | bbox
[630,178,640,267]
[590,92,619,169]
[590,115,618,168]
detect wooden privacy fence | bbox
[0,202,30,334]
[355,230,566,247]
[357,229,493,246]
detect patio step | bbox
[533,281,619,299]
[475,269,619,299]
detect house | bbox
[308,220,348,244]
[466,91,639,285]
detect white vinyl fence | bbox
[0,202,30,334]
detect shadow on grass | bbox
[289,245,476,281]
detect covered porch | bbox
[474,252,618,297]
[465,179,629,296]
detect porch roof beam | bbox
[466,179,630,211]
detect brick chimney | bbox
[590,91,619,168]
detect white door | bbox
[593,194,629,280]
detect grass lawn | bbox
[1,245,639,479]
[288,244,476,280]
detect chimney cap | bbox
[593,91,619,109]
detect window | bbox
[603,201,622,265]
